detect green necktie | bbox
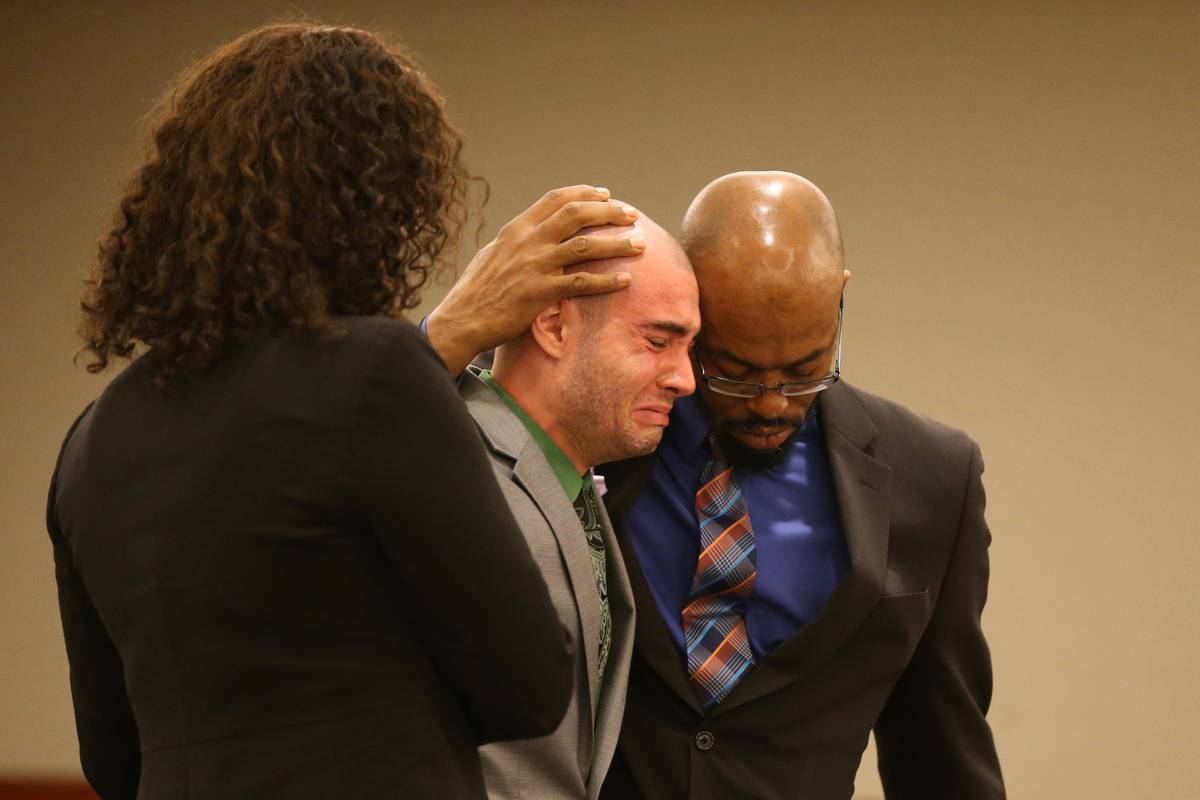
[573,479,611,704]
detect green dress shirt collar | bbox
[478,369,586,501]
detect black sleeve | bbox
[874,440,1006,799]
[351,323,573,743]
[48,407,141,800]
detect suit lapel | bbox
[512,452,603,722]
[601,456,705,715]
[713,381,892,716]
[462,372,603,724]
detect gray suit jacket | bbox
[460,372,636,800]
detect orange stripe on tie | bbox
[696,467,734,504]
[682,596,716,626]
[695,514,750,564]
[681,572,756,620]
[688,624,749,683]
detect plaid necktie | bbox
[684,457,757,710]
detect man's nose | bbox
[745,387,789,418]
[660,350,697,396]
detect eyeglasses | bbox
[695,296,843,399]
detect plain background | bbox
[3,2,1197,797]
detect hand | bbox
[427,185,642,374]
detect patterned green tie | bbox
[573,478,611,703]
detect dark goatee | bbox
[711,417,802,471]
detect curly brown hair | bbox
[79,23,477,386]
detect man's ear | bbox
[530,302,567,360]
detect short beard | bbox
[557,331,661,467]
[558,355,607,468]
[711,416,802,471]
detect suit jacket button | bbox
[695,731,716,751]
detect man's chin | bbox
[599,426,664,464]
[715,427,796,470]
[631,427,666,456]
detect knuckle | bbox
[571,274,589,291]
[562,201,584,218]
[569,235,591,255]
[498,220,528,242]
[542,189,561,204]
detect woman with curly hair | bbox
[47,22,640,799]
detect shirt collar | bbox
[478,369,586,501]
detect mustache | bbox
[720,416,804,432]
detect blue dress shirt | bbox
[622,395,850,660]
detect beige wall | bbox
[3,2,1197,797]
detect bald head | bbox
[681,171,844,306]
[679,171,846,327]
[565,209,693,325]
[571,209,696,284]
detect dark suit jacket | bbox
[596,381,1004,800]
[47,317,572,800]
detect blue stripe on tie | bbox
[711,648,752,683]
[685,617,725,655]
[705,648,754,692]
[692,553,756,595]
[704,659,754,708]
[691,567,747,597]
[685,604,739,652]
[696,520,754,566]
[702,490,742,525]
[695,537,755,581]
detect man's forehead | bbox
[701,334,831,377]
[621,246,696,294]
[696,270,838,319]
[633,318,695,338]
[610,264,698,327]
[699,290,837,363]
[624,288,700,332]
[702,303,830,338]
